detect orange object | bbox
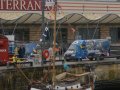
[55,47,59,52]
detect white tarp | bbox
[5,35,14,42]
[45,0,55,6]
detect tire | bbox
[88,53,94,61]
[77,58,82,61]
[66,59,70,61]
[89,57,94,61]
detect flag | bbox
[42,26,50,40]
[40,26,50,42]
[45,26,49,32]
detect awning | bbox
[0,1,119,24]
[0,13,120,24]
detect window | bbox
[1,28,29,42]
[118,28,120,40]
[49,28,68,44]
[110,27,120,43]
[78,28,100,39]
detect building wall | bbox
[67,25,76,44]
[29,25,41,42]
[100,25,110,39]
[1,24,119,44]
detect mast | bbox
[52,0,57,88]
[41,0,45,52]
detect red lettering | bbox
[6,0,13,10]
[0,0,54,11]
[0,0,4,9]
[13,0,19,10]
[21,0,26,10]
[27,1,34,10]
[34,1,41,10]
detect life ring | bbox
[42,50,49,59]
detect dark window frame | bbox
[78,27,100,39]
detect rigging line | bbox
[87,23,90,39]
[14,63,31,83]
[12,23,18,35]
[59,26,64,56]
[49,22,61,45]
[30,67,36,80]
[57,22,61,32]
[15,64,45,87]
[56,23,61,42]
[42,62,53,82]
[52,0,57,88]
[1,19,5,35]
[92,21,100,39]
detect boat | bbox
[30,0,93,90]
[31,82,91,90]
[30,71,93,90]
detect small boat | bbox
[30,1,93,90]
[30,72,92,90]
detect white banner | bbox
[45,0,55,6]
[5,35,14,42]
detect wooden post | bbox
[52,0,57,89]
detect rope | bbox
[56,23,61,43]
[59,26,64,56]
[92,21,100,39]
[14,63,31,83]
[12,23,18,35]
[87,23,90,39]
[30,68,36,80]
[42,70,49,82]
[14,62,47,87]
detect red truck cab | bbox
[0,35,9,64]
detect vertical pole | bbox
[52,0,57,88]
[41,0,45,44]
[41,0,45,61]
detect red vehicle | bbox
[0,35,9,65]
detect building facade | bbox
[0,0,120,45]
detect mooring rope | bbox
[14,63,47,88]
[14,63,31,83]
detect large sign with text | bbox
[0,0,119,20]
[0,0,55,11]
